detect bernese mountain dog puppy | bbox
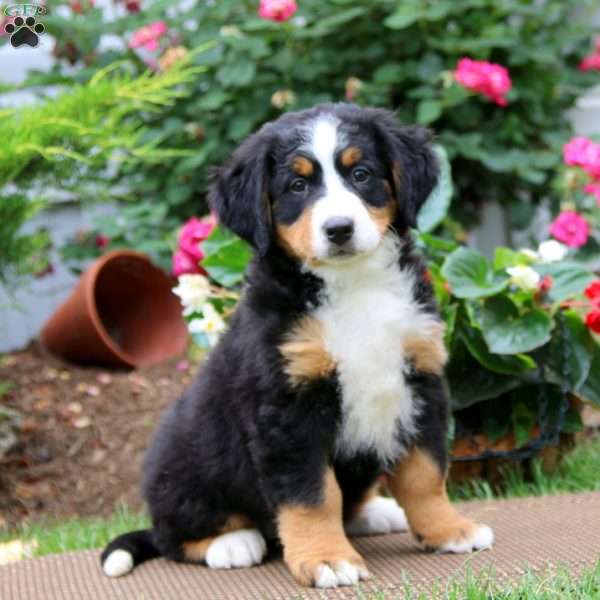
[101,103,493,588]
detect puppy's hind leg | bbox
[182,514,267,569]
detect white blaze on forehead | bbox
[305,117,381,261]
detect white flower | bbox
[518,248,539,262]
[172,274,211,316]
[188,303,226,347]
[537,240,568,263]
[506,265,541,291]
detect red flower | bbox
[538,275,553,294]
[585,310,600,334]
[585,280,600,307]
[125,0,140,12]
[95,234,109,249]
[454,58,512,106]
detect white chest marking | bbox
[311,237,438,463]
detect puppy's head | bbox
[210,104,438,264]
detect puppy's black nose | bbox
[324,217,354,245]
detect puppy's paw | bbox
[205,529,267,569]
[346,496,408,537]
[418,520,494,554]
[437,523,494,554]
[289,554,369,588]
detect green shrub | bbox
[6,0,598,255]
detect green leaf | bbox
[384,6,421,29]
[448,358,521,410]
[417,99,443,125]
[460,321,536,375]
[479,298,553,354]
[441,247,508,298]
[534,262,595,304]
[546,310,594,392]
[216,59,256,87]
[418,145,452,233]
[512,402,536,447]
[202,226,252,287]
[493,247,523,271]
[579,345,600,406]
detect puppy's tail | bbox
[101,529,160,577]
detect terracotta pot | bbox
[41,250,188,368]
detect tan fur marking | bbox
[276,205,315,263]
[182,514,254,562]
[366,203,395,236]
[404,321,448,375]
[279,316,335,387]
[340,146,362,168]
[387,448,479,549]
[278,469,367,587]
[291,156,314,177]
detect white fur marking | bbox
[205,529,267,569]
[314,560,368,588]
[102,549,134,578]
[306,117,381,260]
[438,524,494,554]
[312,236,439,462]
[346,496,409,536]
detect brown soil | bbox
[0,342,193,527]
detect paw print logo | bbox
[5,16,45,48]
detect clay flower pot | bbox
[41,250,188,368]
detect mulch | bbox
[0,342,191,527]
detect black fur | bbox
[102,103,449,574]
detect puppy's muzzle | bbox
[324,217,354,246]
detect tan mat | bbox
[2,492,600,600]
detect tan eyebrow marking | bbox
[340,146,362,168]
[291,156,314,177]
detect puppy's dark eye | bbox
[352,167,370,183]
[290,178,307,193]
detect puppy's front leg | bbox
[278,467,369,588]
[387,447,494,553]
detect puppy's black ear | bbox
[370,109,438,230]
[209,131,272,256]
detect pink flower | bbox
[563,136,600,179]
[584,182,600,205]
[129,21,167,52]
[172,249,202,277]
[178,216,216,262]
[171,215,217,277]
[579,39,600,71]
[580,54,600,71]
[258,0,297,22]
[454,58,512,106]
[549,211,590,248]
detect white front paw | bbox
[346,496,409,537]
[314,560,370,588]
[205,529,267,569]
[438,524,494,554]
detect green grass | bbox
[0,505,149,557]
[367,563,600,599]
[449,436,600,501]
